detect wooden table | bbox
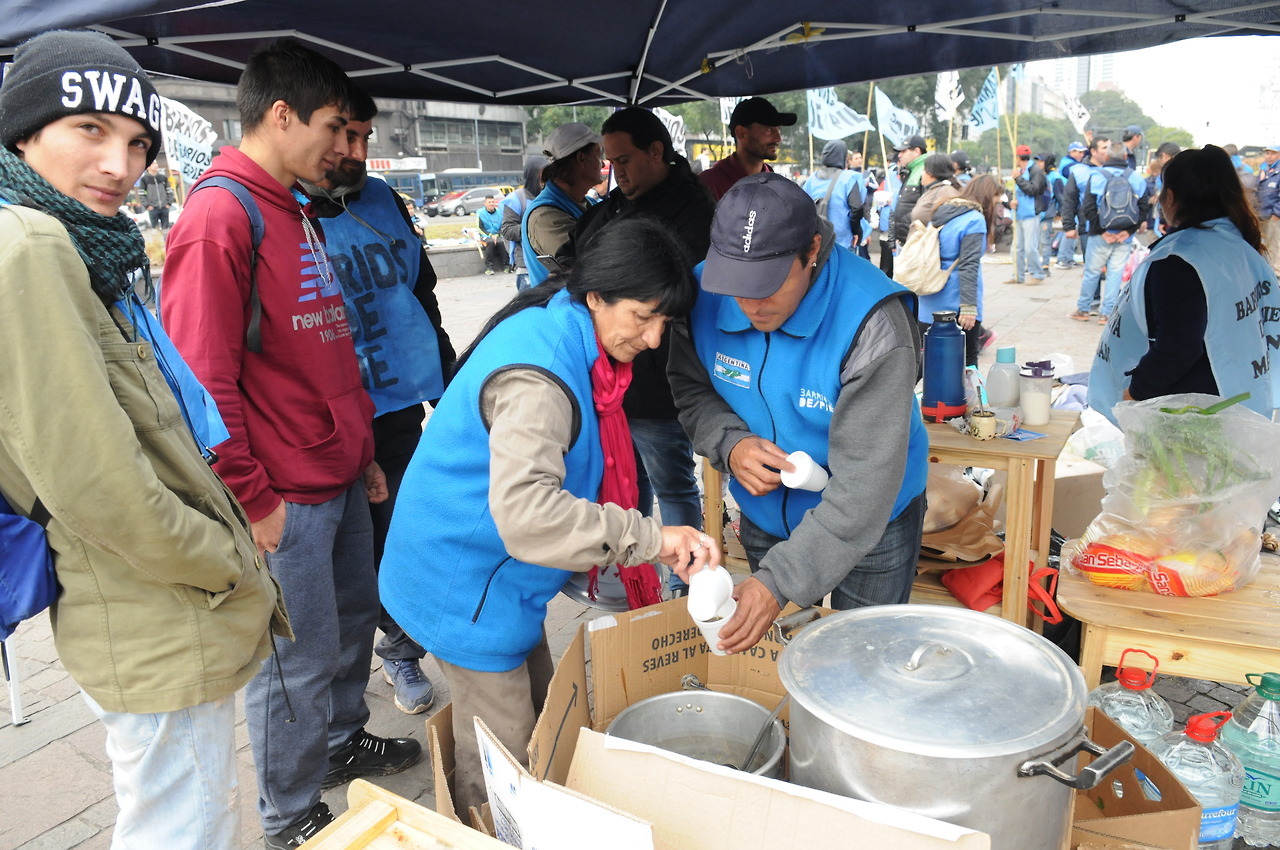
[703,409,1080,629]
[1059,551,1280,689]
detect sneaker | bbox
[382,658,435,715]
[484,269,495,276]
[978,328,996,349]
[1098,315,1110,325]
[264,802,334,849]
[1054,261,1074,269]
[323,729,422,791]
[1069,310,1091,321]
[1002,278,1023,285]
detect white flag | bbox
[873,89,920,149]
[806,88,874,140]
[652,107,687,154]
[934,71,965,123]
[160,97,218,185]
[967,68,1000,137]
[1062,93,1091,135]
[719,96,745,126]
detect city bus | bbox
[368,160,521,209]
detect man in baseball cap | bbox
[0,30,282,848]
[699,96,796,201]
[1011,142,1047,284]
[520,121,603,285]
[1259,144,1280,274]
[670,172,928,654]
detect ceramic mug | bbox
[969,410,996,440]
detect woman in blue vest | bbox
[1090,144,1279,423]
[379,217,714,813]
[919,174,1003,366]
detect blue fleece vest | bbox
[803,168,865,249]
[1089,218,1280,424]
[379,289,603,672]
[521,182,584,287]
[691,246,928,539]
[321,178,444,415]
[919,207,986,323]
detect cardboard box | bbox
[1072,708,1201,850]
[1052,458,1107,540]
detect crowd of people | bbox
[1,26,1277,850]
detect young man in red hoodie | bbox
[162,41,420,848]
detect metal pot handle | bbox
[1017,726,1134,790]
[768,608,824,646]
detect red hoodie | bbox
[162,146,374,522]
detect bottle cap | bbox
[1116,648,1159,691]
[1184,711,1231,743]
[931,310,958,323]
[1247,672,1280,700]
[996,346,1017,364]
[1020,360,1055,378]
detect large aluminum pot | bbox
[778,607,1132,850]
[606,691,786,777]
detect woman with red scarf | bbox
[379,217,716,812]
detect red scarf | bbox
[587,336,664,609]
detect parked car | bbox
[433,186,508,217]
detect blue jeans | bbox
[515,270,530,291]
[631,418,702,590]
[83,691,240,850]
[1056,232,1077,265]
[246,482,379,833]
[1038,217,1055,268]
[738,491,926,609]
[1015,217,1044,281]
[1077,238,1133,318]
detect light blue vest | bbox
[1089,218,1280,424]
[919,208,986,323]
[322,178,444,414]
[520,182,584,287]
[691,246,929,538]
[379,289,604,672]
[803,168,865,249]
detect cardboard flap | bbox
[477,718,654,849]
[528,623,590,784]
[428,703,462,823]
[569,728,990,850]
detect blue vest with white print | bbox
[690,245,928,539]
[521,182,584,287]
[307,178,444,414]
[379,289,603,672]
[1089,218,1280,424]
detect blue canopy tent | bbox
[1,0,1277,105]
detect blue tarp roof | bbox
[2,0,1277,105]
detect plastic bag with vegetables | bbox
[1069,393,1280,596]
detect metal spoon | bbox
[737,693,790,772]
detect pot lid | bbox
[778,607,1086,759]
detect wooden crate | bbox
[306,780,506,849]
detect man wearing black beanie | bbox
[0,29,283,849]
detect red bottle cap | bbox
[1116,648,1159,691]
[1184,711,1232,743]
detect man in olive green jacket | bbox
[0,31,286,849]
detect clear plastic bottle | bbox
[985,346,1021,408]
[1149,712,1245,850]
[1087,648,1175,747]
[1219,672,1280,847]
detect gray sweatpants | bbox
[245,482,379,833]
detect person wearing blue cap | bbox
[1259,144,1280,274]
[669,172,929,655]
[1055,142,1088,267]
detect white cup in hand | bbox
[780,450,829,492]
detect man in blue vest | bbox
[669,173,928,654]
[803,139,867,251]
[1071,147,1149,323]
[1055,142,1087,267]
[1259,144,1280,275]
[1008,144,1047,285]
[302,86,456,717]
[521,122,603,286]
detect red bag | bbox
[940,553,1063,624]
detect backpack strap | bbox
[0,491,49,528]
[815,169,840,220]
[187,177,266,354]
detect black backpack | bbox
[1097,168,1140,231]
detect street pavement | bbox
[0,246,1260,848]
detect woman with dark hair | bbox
[378,217,717,812]
[1090,144,1279,423]
[918,174,1003,366]
[911,152,962,224]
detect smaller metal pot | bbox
[606,691,786,777]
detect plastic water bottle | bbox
[1220,672,1280,847]
[1150,712,1245,850]
[1087,648,1175,747]
[921,311,967,422]
[985,346,1021,408]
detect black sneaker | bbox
[322,728,422,790]
[264,802,334,849]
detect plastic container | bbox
[1149,711,1245,850]
[1086,648,1174,747]
[921,311,967,422]
[1019,360,1055,427]
[986,346,1021,408]
[1219,672,1280,847]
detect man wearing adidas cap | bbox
[669,172,929,654]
